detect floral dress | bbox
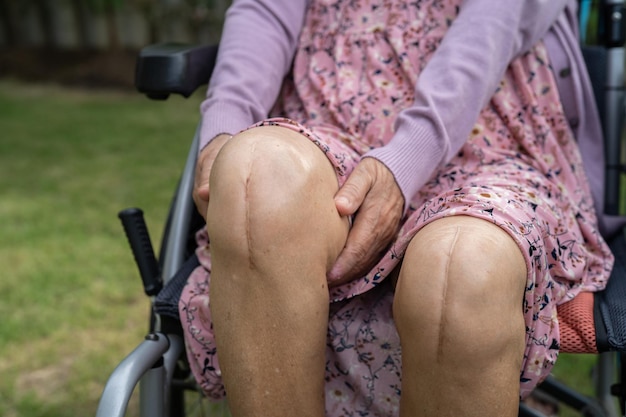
[179,0,613,414]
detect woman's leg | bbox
[393,216,527,417]
[206,126,349,417]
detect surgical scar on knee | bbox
[437,226,461,363]
[244,142,257,269]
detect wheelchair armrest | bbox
[135,43,219,100]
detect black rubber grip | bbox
[118,208,162,296]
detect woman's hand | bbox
[193,134,232,219]
[327,157,405,285]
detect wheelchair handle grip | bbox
[118,208,162,296]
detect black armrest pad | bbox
[135,43,219,100]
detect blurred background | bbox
[0,1,230,416]
[0,0,229,89]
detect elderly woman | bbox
[180,0,615,415]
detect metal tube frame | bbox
[602,0,626,216]
[95,333,170,417]
[160,123,201,286]
[96,118,199,416]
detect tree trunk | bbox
[70,0,90,49]
[136,1,159,44]
[33,0,56,49]
[104,1,121,50]
[0,0,20,46]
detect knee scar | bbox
[243,142,257,268]
[436,226,461,361]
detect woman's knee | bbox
[209,126,337,207]
[393,216,527,354]
[207,126,348,269]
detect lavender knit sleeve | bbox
[365,0,573,211]
[199,0,309,150]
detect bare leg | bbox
[206,126,349,417]
[393,216,527,417]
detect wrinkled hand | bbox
[192,134,232,219]
[327,157,405,286]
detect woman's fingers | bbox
[192,134,232,219]
[328,158,404,285]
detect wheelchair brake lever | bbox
[118,207,162,296]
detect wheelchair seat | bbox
[557,230,626,354]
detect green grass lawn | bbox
[0,80,201,417]
[0,80,610,417]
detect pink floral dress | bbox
[179,0,613,414]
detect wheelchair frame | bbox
[96,1,626,416]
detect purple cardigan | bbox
[199,0,625,238]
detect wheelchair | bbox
[96,1,626,416]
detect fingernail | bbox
[335,196,349,206]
